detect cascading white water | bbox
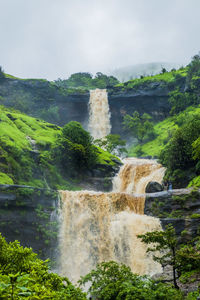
[88,88,111,139]
[58,158,165,283]
[113,157,165,194]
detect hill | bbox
[0,105,120,189]
[111,62,182,82]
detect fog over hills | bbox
[110,62,184,82]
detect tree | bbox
[0,233,86,299]
[187,54,200,84]
[55,121,98,175]
[168,89,194,115]
[54,72,119,89]
[138,224,179,289]
[0,66,5,79]
[95,134,127,156]
[79,261,183,300]
[62,121,93,148]
[138,225,200,291]
[93,72,119,88]
[160,115,200,187]
[161,67,167,74]
[123,111,155,142]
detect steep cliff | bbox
[145,189,200,242]
[0,184,58,260]
[0,69,187,136]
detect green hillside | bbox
[0,106,119,189]
[124,54,200,188]
[115,67,187,90]
[128,106,200,157]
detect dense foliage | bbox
[0,229,199,299]
[123,111,155,142]
[168,54,200,115]
[55,72,119,90]
[0,233,86,299]
[94,134,127,156]
[138,225,200,292]
[159,115,200,187]
[79,261,183,299]
[0,107,119,188]
[115,67,187,90]
[54,121,98,176]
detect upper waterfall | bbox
[88,89,111,139]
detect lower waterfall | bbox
[58,158,164,283]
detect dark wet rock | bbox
[145,181,164,193]
[145,188,200,241]
[0,185,59,260]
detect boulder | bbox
[145,181,164,193]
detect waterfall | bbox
[88,88,111,139]
[113,157,165,194]
[58,158,165,283]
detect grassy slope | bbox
[115,68,187,90]
[0,105,61,186]
[0,106,118,188]
[128,105,200,158]
[0,106,60,149]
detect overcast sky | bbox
[0,0,200,80]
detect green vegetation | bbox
[95,134,127,156]
[54,121,98,176]
[0,66,5,79]
[115,67,187,90]
[128,106,200,156]
[79,261,183,299]
[128,104,200,187]
[168,55,200,115]
[123,111,155,142]
[0,105,61,188]
[0,227,199,299]
[0,172,14,184]
[0,106,119,188]
[0,233,86,299]
[138,225,200,291]
[125,55,200,187]
[159,114,200,187]
[55,72,119,90]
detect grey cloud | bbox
[0,0,200,80]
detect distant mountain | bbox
[110,62,183,82]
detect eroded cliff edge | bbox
[0,77,182,136]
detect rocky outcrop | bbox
[145,189,200,241]
[0,184,59,260]
[84,158,122,192]
[145,181,164,193]
[108,82,176,136]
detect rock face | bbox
[145,181,164,193]
[108,83,172,136]
[0,184,59,260]
[0,78,177,136]
[0,78,89,127]
[145,189,200,241]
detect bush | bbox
[54,121,98,175]
[79,261,183,300]
[0,233,86,299]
